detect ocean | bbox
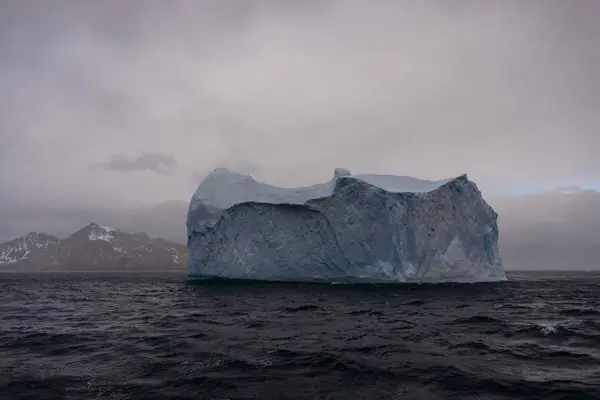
[0,271,599,400]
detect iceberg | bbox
[186,168,506,283]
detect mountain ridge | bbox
[0,222,186,271]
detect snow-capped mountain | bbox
[0,223,187,271]
[0,232,60,264]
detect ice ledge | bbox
[198,174,481,234]
[192,168,465,210]
[334,173,470,196]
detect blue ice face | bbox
[187,170,506,283]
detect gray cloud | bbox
[556,186,589,194]
[90,153,178,175]
[1,0,599,203]
[191,172,206,186]
[489,189,600,270]
[1,1,599,267]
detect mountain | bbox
[0,223,186,271]
[0,232,60,264]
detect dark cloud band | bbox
[89,153,178,175]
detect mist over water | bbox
[1,271,599,399]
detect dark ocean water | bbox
[1,271,599,400]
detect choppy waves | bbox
[0,271,599,399]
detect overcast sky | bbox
[1,1,600,263]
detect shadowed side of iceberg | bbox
[188,202,352,281]
[186,170,506,283]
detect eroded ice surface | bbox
[186,169,506,283]
[190,168,454,210]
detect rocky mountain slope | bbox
[0,223,186,271]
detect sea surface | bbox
[1,271,599,400]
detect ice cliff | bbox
[186,168,506,283]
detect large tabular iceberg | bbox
[186,168,506,283]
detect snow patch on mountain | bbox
[88,224,116,242]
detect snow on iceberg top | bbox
[191,168,458,210]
